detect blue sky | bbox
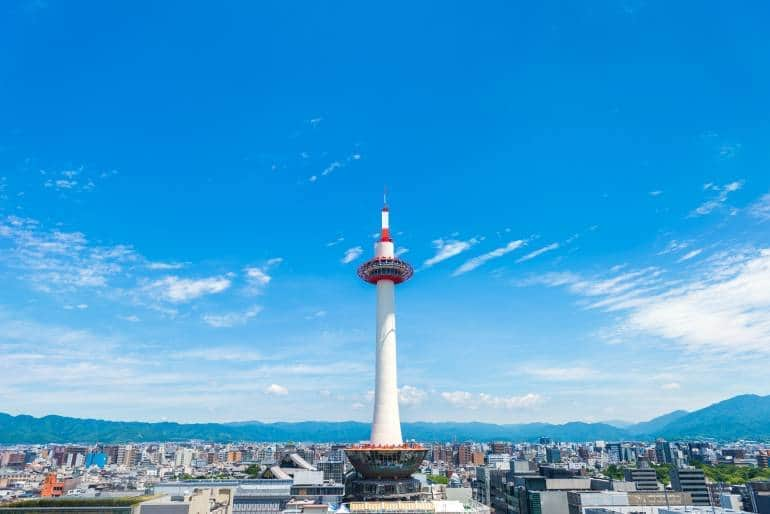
[2,0,770,425]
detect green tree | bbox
[427,474,449,485]
[603,464,624,480]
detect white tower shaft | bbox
[369,205,403,446]
[371,278,402,445]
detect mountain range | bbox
[1,394,768,444]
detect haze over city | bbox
[2,0,770,426]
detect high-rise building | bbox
[459,444,474,466]
[656,440,673,464]
[670,467,710,506]
[546,448,562,464]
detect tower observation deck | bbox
[345,200,426,501]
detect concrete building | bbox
[669,468,710,506]
[569,491,693,514]
[658,507,751,514]
[623,469,658,492]
[317,460,344,484]
[748,482,770,514]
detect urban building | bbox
[669,468,710,506]
[623,468,658,491]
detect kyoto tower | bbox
[345,198,426,501]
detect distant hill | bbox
[627,410,689,435]
[655,394,770,440]
[1,394,769,443]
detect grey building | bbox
[624,468,658,491]
[316,460,344,484]
[670,468,710,506]
[748,481,770,514]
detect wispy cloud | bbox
[530,248,770,355]
[516,242,559,263]
[424,238,479,268]
[690,180,744,217]
[172,347,265,362]
[453,240,525,276]
[341,246,363,264]
[649,190,663,197]
[658,239,691,255]
[677,249,703,262]
[522,366,596,381]
[749,192,770,221]
[326,235,345,247]
[441,391,541,409]
[244,258,282,295]
[718,143,742,159]
[309,152,362,183]
[144,275,231,303]
[146,261,185,270]
[0,215,137,292]
[202,305,262,328]
[40,167,117,194]
[661,382,681,390]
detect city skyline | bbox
[2,1,770,424]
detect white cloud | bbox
[244,258,282,295]
[516,242,559,263]
[523,366,596,381]
[424,238,479,268]
[534,249,770,355]
[661,382,681,390]
[202,305,262,328]
[322,161,342,177]
[480,392,542,409]
[0,215,137,292]
[396,247,410,256]
[326,236,345,247]
[145,275,231,303]
[677,249,703,262]
[649,190,663,197]
[173,347,264,361]
[658,239,691,255]
[440,391,541,409]
[118,314,140,322]
[749,192,770,221]
[311,152,362,182]
[265,383,289,395]
[63,303,88,310]
[690,180,744,217]
[440,391,473,406]
[342,246,363,264]
[718,143,741,159]
[453,240,525,276]
[146,261,185,270]
[399,385,427,406]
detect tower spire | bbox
[380,189,391,242]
